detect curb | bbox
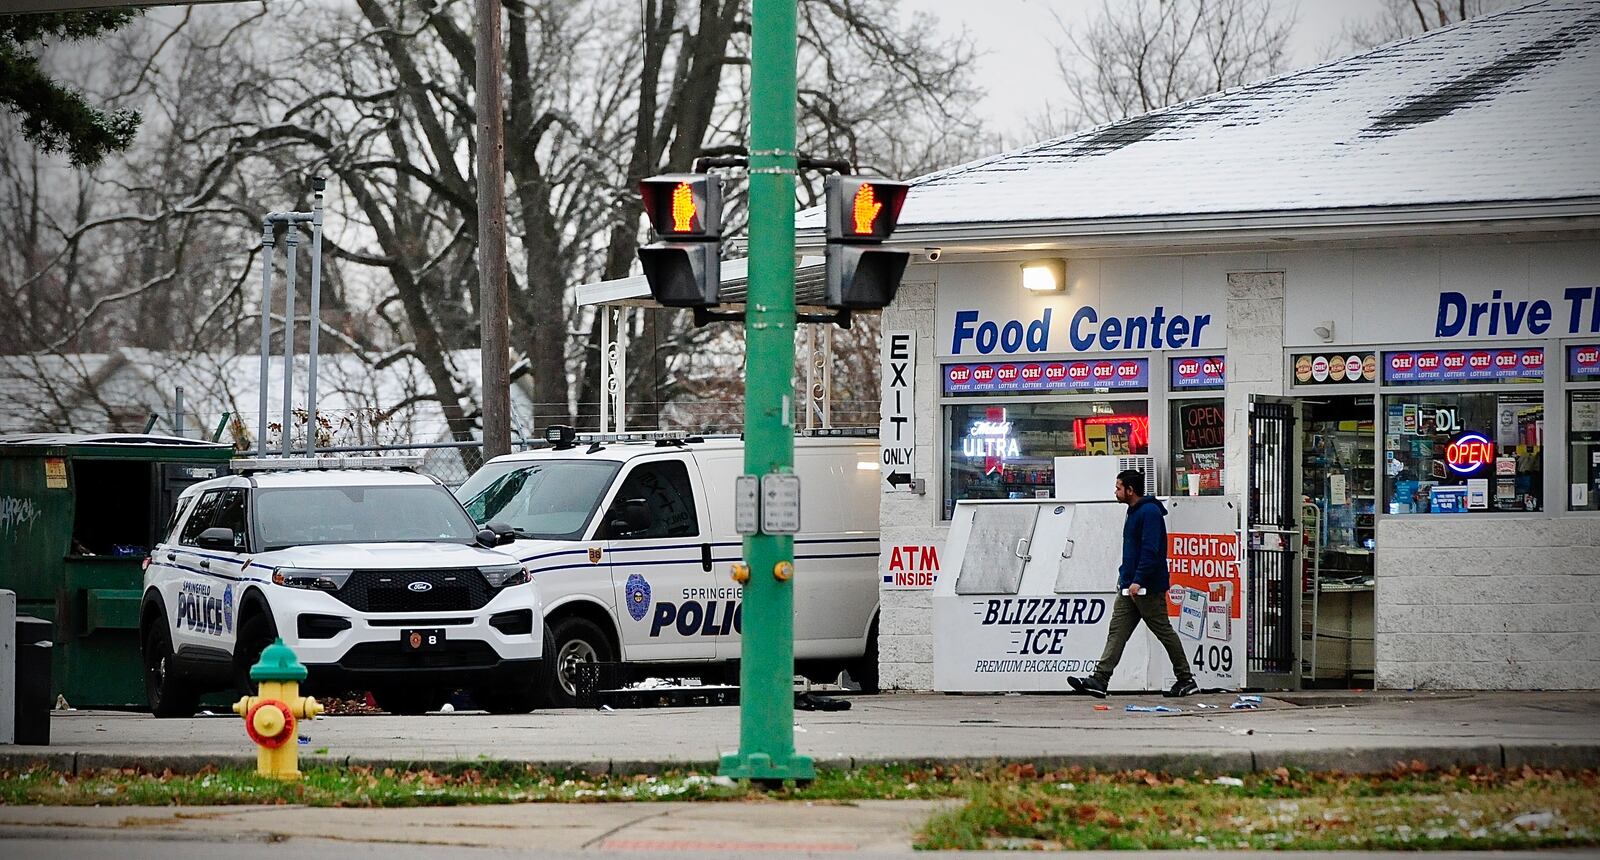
[5,743,1597,777]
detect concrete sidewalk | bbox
[4,690,1597,776]
[0,799,952,854]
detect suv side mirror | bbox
[486,521,517,546]
[607,498,652,536]
[196,527,238,550]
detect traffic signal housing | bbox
[638,174,722,308]
[824,175,910,310]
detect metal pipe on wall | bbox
[306,177,325,456]
[280,227,299,457]
[257,223,275,455]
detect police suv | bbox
[140,457,544,716]
[454,428,881,707]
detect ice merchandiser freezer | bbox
[933,494,1245,693]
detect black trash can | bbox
[14,616,53,745]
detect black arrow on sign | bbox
[886,471,914,487]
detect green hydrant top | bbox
[250,638,309,682]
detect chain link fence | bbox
[128,399,883,487]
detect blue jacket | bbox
[1119,496,1169,593]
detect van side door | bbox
[601,457,718,661]
[790,445,881,659]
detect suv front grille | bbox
[334,568,491,612]
[340,639,502,670]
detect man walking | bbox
[1067,469,1197,698]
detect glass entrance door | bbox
[1299,395,1377,688]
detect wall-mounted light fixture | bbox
[1020,258,1066,293]
[1313,320,1335,343]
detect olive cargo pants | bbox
[1091,593,1193,685]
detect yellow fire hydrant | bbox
[233,637,323,780]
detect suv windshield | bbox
[457,459,621,540]
[253,484,479,550]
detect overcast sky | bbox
[897,0,1390,143]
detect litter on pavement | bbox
[1125,704,1182,713]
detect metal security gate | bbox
[1246,395,1301,689]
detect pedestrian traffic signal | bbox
[638,174,722,307]
[825,176,908,241]
[640,175,722,239]
[824,175,910,310]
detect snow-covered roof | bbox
[0,347,538,443]
[796,0,1600,240]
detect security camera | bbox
[923,248,943,263]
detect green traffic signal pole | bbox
[719,0,813,784]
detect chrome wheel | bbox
[556,638,598,698]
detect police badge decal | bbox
[625,574,652,622]
[588,546,603,564]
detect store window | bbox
[943,401,1149,516]
[1381,392,1543,513]
[1570,391,1600,511]
[1170,398,1224,495]
[1569,344,1600,511]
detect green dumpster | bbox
[0,434,234,709]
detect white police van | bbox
[455,428,882,707]
[140,457,544,716]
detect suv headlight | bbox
[481,563,530,589]
[273,568,353,590]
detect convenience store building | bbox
[804,1,1600,691]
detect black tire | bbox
[849,616,880,694]
[540,616,614,708]
[234,610,278,694]
[142,620,199,718]
[470,671,542,715]
[371,685,445,715]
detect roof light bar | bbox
[798,427,879,438]
[574,430,690,444]
[231,455,424,473]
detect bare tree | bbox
[3,0,984,447]
[577,0,985,431]
[1337,0,1520,52]
[1037,0,1295,140]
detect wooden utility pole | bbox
[476,0,512,459]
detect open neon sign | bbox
[1445,432,1494,474]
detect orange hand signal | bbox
[670,182,697,232]
[852,183,883,234]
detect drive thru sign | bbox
[880,330,916,491]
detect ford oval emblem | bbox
[407,581,433,593]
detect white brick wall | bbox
[1375,517,1600,690]
[877,278,948,691]
[1223,272,1286,497]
